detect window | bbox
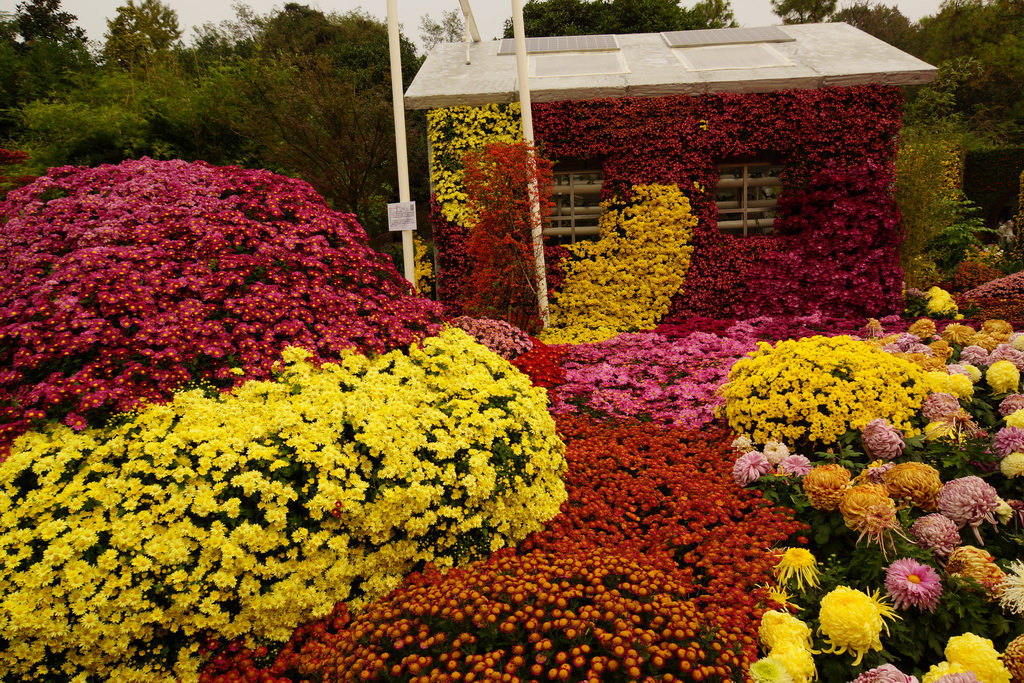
[715,162,782,236]
[546,169,603,244]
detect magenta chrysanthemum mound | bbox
[0,158,441,448]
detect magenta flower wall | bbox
[0,158,441,448]
[530,85,906,319]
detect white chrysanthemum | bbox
[763,440,791,465]
[1000,560,1024,616]
[732,434,754,451]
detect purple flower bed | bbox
[0,158,441,449]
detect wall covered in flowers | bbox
[429,85,906,323]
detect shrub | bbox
[0,158,441,451]
[721,336,930,446]
[543,184,697,343]
[0,328,567,681]
[948,260,1004,293]
[963,269,1024,300]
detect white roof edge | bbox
[404,22,938,110]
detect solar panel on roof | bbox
[497,34,619,55]
[662,26,794,48]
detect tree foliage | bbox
[420,9,465,50]
[102,0,182,69]
[502,0,736,37]
[831,1,913,51]
[771,0,837,24]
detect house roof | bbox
[404,22,937,110]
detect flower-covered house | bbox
[407,23,936,325]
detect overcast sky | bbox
[9,0,947,50]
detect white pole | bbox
[386,0,415,285]
[511,0,550,328]
[457,0,481,42]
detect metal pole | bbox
[457,0,482,42]
[386,0,415,285]
[511,0,550,328]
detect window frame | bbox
[715,161,783,237]
[546,166,604,244]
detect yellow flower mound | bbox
[927,286,959,317]
[817,586,898,666]
[923,371,973,399]
[722,336,929,445]
[0,328,567,682]
[944,633,1012,683]
[542,184,697,344]
[427,104,522,228]
[987,360,1021,395]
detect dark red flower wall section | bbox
[531,85,905,318]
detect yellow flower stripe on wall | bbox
[427,104,522,228]
[721,336,929,446]
[541,184,698,344]
[0,327,566,682]
[414,234,434,295]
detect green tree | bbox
[102,0,182,70]
[420,9,465,50]
[0,1,92,137]
[831,1,915,51]
[771,0,837,24]
[502,0,733,37]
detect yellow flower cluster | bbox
[923,370,974,399]
[721,336,929,445]
[413,234,434,295]
[0,328,567,681]
[926,286,959,317]
[541,184,697,344]
[758,610,817,683]
[818,586,898,666]
[427,104,522,227]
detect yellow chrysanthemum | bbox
[759,610,814,652]
[962,363,983,383]
[1006,409,1024,430]
[924,370,954,395]
[803,464,852,511]
[883,461,943,511]
[942,323,977,346]
[1000,452,1024,478]
[768,644,817,683]
[970,333,1002,352]
[817,586,898,666]
[947,373,974,399]
[945,633,1012,683]
[773,548,821,592]
[987,360,1020,395]
[908,318,938,340]
[923,661,972,683]
[930,339,953,362]
[982,319,1014,341]
[924,420,956,441]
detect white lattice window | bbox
[716,162,782,236]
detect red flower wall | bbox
[435,85,906,319]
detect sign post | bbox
[385,0,416,285]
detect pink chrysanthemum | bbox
[993,426,1024,457]
[862,418,905,460]
[884,558,943,612]
[922,393,961,422]
[910,513,962,556]
[849,663,919,682]
[999,394,1024,417]
[779,454,813,476]
[734,451,772,486]
[989,344,1024,371]
[960,345,991,367]
[938,476,1000,544]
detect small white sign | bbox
[387,201,417,232]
